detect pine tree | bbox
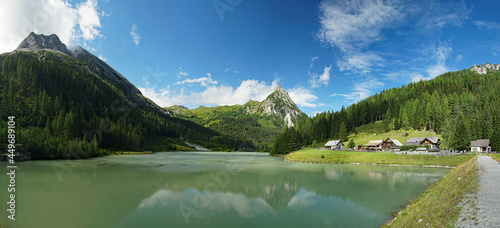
[347,139,355,149]
[339,122,348,142]
[383,107,392,130]
[450,113,470,151]
[491,129,500,152]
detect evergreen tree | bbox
[338,122,348,142]
[450,113,470,151]
[347,139,355,149]
[492,129,500,152]
[383,107,392,130]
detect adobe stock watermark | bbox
[178,152,257,224]
[213,0,243,21]
[6,116,17,221]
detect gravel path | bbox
[456,155,500,227]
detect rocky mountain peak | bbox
[15,32,71,56]
[470,63,500,74]
[246,86,304,128]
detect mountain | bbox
[0,33,243,158]
[15,32,72,56]
[247,85,303,128]
[470,63,500,74]
[166,86,308,151]
[271,63,500,155]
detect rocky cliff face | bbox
[247,86,304,127]
[15,32,72,56]
[470,63,500,74]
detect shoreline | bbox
[283,159,455,168]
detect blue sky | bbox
[1,0,500,116]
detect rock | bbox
[15,32,71,56]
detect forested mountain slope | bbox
[166,86,308,151]
[272,64,500,155]
[0,33,244,159]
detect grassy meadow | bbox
[285,148,473,167]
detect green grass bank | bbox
[383,155,478,227]
[284,149,473,167]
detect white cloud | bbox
[130,24,141,47]
[309,65,332,88]
[141,79,284,107]
[0,0,104,54]
[76,0,101,40]
[316,0,470,76]
[140,79,319,108]
[317,0,401,73]
[456,54,463,62]
[473,20,500,30]
[309,56,319,69]
[175,73,218,87]
[178,70,189,77]
[331,77,383,103]
[98,54,106,61]
[419,1,469,32]
[411,42,452,82]
[288,87,319,108]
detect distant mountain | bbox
[247,86,303,128]
[0,33,243,158]
[166,86,308,151]
[470,63,500,74]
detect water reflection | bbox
[0,152,447,228]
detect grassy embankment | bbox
[285,148,473,167]
[489,154,500,162]
[384,155,478,227]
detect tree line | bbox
[271,68,500,155]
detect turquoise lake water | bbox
[0,152,447,228]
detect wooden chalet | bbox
[471,139,491,153]
[382,138,403,150]
[364,140,384,150]
[404,137,440,149]
[324,140,344,150]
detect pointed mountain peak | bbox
[15,32,71,56]
[274,85,286,93]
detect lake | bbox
[0,152,447,228]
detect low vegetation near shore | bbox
[384,156,478,227]
[284,149,474,167]
[489,154,500,162]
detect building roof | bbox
[384,138,403,147]
[404,141,421,146]
[471,139,490,148]
[393,139,403,147]
[364,140,383,147]
[325,140,342,147]
[406,137,440,144]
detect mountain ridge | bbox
[0,32,244,158]
[13,32,170,115]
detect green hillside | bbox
[165,86,308,151]
[0,50,243,159]
[347,121,441,147]
[166,101,288,151]
[271,64,500,155]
